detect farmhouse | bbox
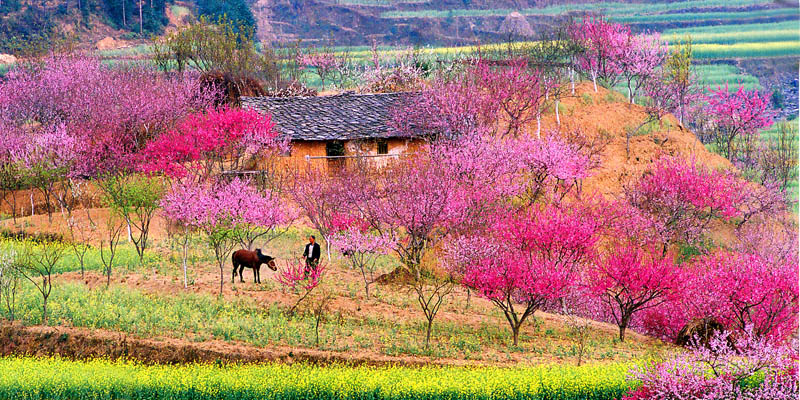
[242,92,424,171]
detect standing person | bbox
[302,235,321,275]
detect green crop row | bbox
[664,29,799,45]
[0,356,636,400]
[381,0,774,19]
[612,8,798,25]
[692,40,800,59]
[694,64,762,91]
[335,0,431,5]
[664,20,799,35]
[0,240,164,275]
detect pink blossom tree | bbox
[275,260,326,317]
[518,134,594,204]
[474,59,545,137]
[12,124,82,221]
[328,218,393,298]
[618,33,668,104]
[706,84,774,160]
[297,46,344,90]
[624,327,798,400]
[591,244,682,342]
[460,203,600,346]
[625,156,747,255]
[288,166,350,261]
[390,77,496,140]
[161,178,291,296]
[569,17,631,92]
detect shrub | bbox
[624,327,798,400]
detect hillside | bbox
[2,0,798,50]
[0,83,740,366]
[255,0,799,46]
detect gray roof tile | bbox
[241,92,417,141]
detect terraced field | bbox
[376,0,799,60]
[381,0,780,19]
[694,64,761,91]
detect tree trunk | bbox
[138,0,143,34]
[182,240,188,288]
[315,317,321,346]
[592,73,598,92]
[425,317,433,349]
[219,262,224,297]
[536,113,541,138]
[511,325,520,346]
[570,68,575,95]
[41,297,47,325]
[555,99,560,126]
[618,313,632,342]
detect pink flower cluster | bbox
[0,55,214,177]
[138,106,286,180]
[463,203,600,306]
[275,260,325,292]
[627,156,747,248]
[161,178,292,233]
[624,327,798,400]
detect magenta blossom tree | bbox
[686,251,798,341]
[138,106,287,182]
[706,84,774,160]
[460,203,600,346]
[591,244,682,342]
[276,260,326,316]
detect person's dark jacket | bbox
[303,242,321,262]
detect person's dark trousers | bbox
[304,259,319,276]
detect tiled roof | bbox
[241,92,417,141]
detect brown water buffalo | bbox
[231,249,276,284]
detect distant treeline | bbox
[0,0,257,55]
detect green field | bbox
[694,64,762,91]
[664,20,799,35]
[381,0,778,18]
[0,356,636,400]
[612,8,798,24]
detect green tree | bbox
[664,36,694,125]
[152,16,278,88]
[99,174,165,264]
